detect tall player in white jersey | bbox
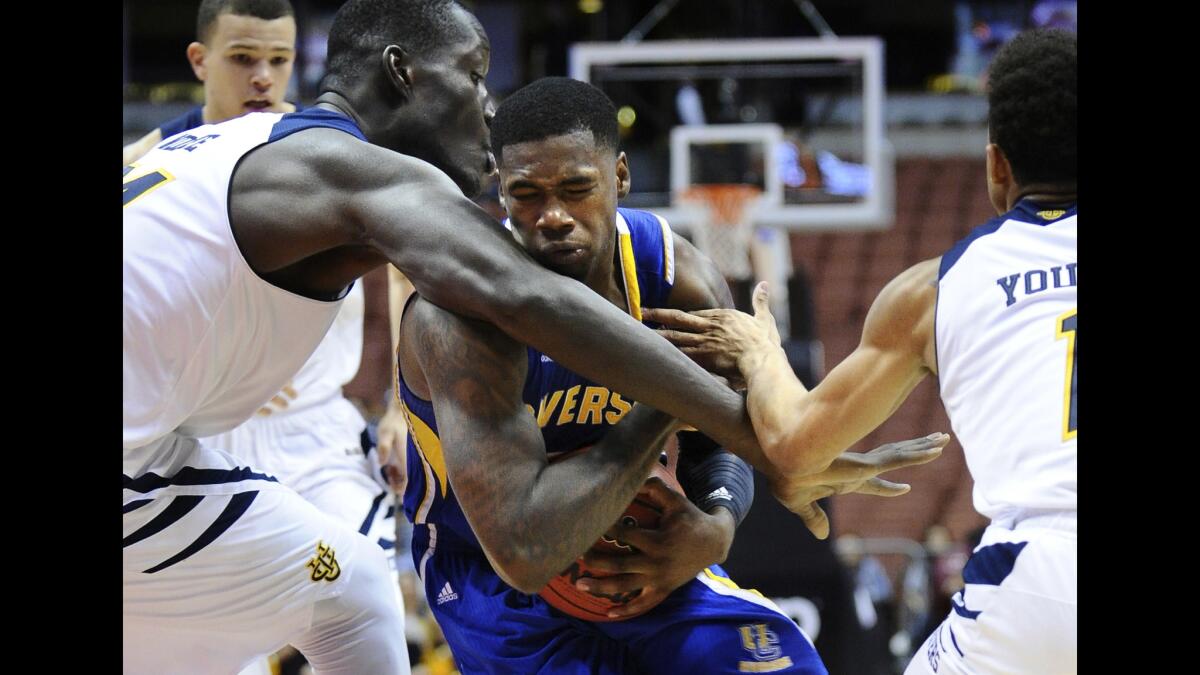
[648,29,1077,674]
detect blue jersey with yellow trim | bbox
[399,207,677,551]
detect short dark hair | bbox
[492,77,619,164]
[197,0,295,43]
[322,0,469,93]
[987,29,1076,186]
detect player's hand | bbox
[574,477,735,619]
[644,282,782,381]
[376,402,409,493]
[771,433,950,539]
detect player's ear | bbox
[186,42,208,81]
[381,45,414,103]
[986,143,1012,188]
[615,151,631,198]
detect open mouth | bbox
[244,100,272,111]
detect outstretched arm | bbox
[646,258,943,479]
[652,239,947,540]
[403,297,682,594]
[229,129,758,461]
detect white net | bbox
[679,184,762,281]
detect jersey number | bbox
[1056,310,1077,440]
[123,165,174,207]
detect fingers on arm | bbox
[854,477,911,497]
[795,501,830,540]
[867,433,949,471]
[643,307,713,331]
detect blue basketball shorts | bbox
[414,530,827,674]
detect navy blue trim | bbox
[123,466,279,494]
[962,541,1027,586]
[1012,199,1076,224]
[143,491,259,574]
[951,591,980,620]
[939,214,1008,281]
[123,496,204,548]
[950,540,1029,620]
[939,200,1077,281]
[361,425,376,457]
[948,625,964,657]
[359,491,387,535]
[377,538,396,551]
[123,499,153,514]
[267,108,367,144]
[158,106,205,139]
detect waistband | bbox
[994,510,1076,534]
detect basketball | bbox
[537,446,683,622]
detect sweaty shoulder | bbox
[398,294,523,400]
[228,114,465,275]
[667,226,733,311]
[865,257,940,374]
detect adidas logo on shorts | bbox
[436,581,459,605]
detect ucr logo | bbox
[739,623,783,661]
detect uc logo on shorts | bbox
[307,541,341,582]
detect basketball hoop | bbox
[678,184,763,281]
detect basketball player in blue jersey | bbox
[123,0,299,166]
[650,30,1077,674]
[393,77,948,674]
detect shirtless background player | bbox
[394,77,946,674]
[649,28,1077,674]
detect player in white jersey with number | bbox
[123,1,816,672]
[648,29,1077,674]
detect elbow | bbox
[489,275,541,327]
[487,544,558,594]
[451,257,541,328]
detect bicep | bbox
[788,261,937,451]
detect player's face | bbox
[400,7,495,198]
[190,13,296,122]
[500,130,631,283]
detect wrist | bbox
[736,341,781,380]
[703,505,737,564]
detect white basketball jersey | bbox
[935,201,1077,523]
[123,110,366,450]
[255,282,366,417]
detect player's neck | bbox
[585,245,625,313]
[1009,183,1076,210]
[312,93,369,135]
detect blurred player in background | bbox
[123,0,298,166]
[394,77,947,674]
[649,28,1077,675]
